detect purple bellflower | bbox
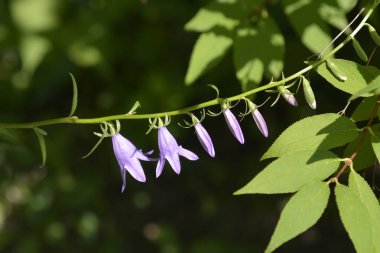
[194,122,215,157]
[156,126,199,178]
[112,133,153,192]
[247,101,268,138]
[223,108,245,144]
[278,86,298,106]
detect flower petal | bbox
[121,168,127,193]
[195,123,215,157]
[125,160,146,183]
[179,146,199,161]
[156,157,166,178]
[252,109,269,138]
[165,152,182,174]
[283,93,298,106]
[223,109,245,144]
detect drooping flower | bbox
[156,126,199,177]
[247,101,268,138]
[112,133,153,192]
[194,122,215,157]
[223,108,244,144]
[278,86,298,106]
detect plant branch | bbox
[0,2,377,129]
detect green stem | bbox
[0,3,376,129]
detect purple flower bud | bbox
[282,93,298,106]
[112,133,153,192]
[278,86,298,106]
[156,126,199,178]
[252,109,268,138]
[223,109,244,144]
[194,123,215,157]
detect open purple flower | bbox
[194,123,215,157]
[223,109,244,144]
[156,126,199,177]
[112,133,153,192]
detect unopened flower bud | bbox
[278,86,298,106]
[247,101,268,137]
[352,37,368,62]
[301,76,317,109]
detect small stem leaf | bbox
[335,183,373,253]
[68,73,78,117]
[235,150,339,194]
[352,38,368,62]
[265,181,330,253]
[349,169,380,253]
[82,136,105,158]
[261,113,359,160]
[33,127,47,167]
[126,101,141,115]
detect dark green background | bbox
[0,0,379,252]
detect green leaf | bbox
[335,183,373,253]
[33,127,47,167]
[0,128,17,142]
[265,181,330,253]
[233,16,284,91]
[371,131,380,163]
[184,0,265,32]
[184,1,239,32]
[68,73,78,117]
[235,150,339,194]
[349,169,380,253]
[351,96,379,122]
[185,29,233,85]
[283,0,332,53]
[343,128,376,171]
[262,113,359,160]
[316,59,380,96]
[349,75,380,101]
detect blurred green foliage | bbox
[0,0,379,252]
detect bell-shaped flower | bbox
[278,86,298,106]
[112,133,153,192]
[223,108,244,144]
[156,126,199,177]
[247,101,268,138]
[194,122,215,157]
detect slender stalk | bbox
[0,3,376,129]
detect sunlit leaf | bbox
[235,150,339,194]
[316,59,380,96]
[283,0,332,53]
[184,1,239,32]
[265,181,330,253]
[349,169,380,253]
[349,75,380,101]
[68,73,78,117]
[185,29,233,85]
[233,16,284,91]
[335,183,372,253]
[262,113,359,160]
